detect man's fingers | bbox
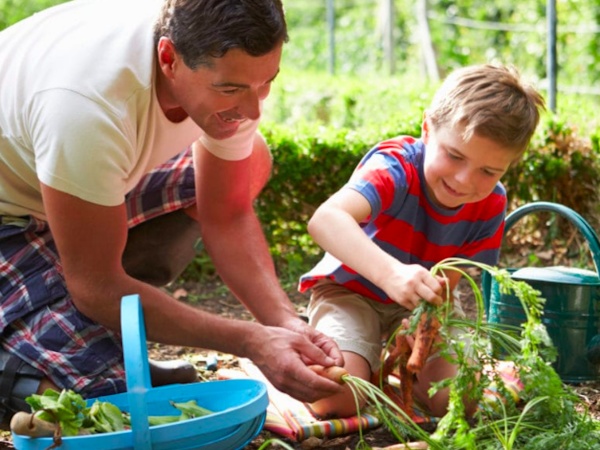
[308,331,344,366]
[261,360,343,403]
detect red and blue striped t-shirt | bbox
[298,136,507,304]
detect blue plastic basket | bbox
[12,294,268,450]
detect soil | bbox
[2,271,599,450]
[160,273,600,449]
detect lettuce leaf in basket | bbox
[26,389,89,436]
[26,388,213,436]
[88,400,126,433]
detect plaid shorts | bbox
[0,148,196,398]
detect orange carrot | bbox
[374,335,404,383]
[308,364,348,384]
[406,312,441,374]
[396,333,415,416]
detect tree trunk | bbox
[416,0,440,82]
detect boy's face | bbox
[422,120,517,209]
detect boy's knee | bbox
[308,387,365,419]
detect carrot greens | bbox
[320,257,600,450]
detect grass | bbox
[265,69,600,139]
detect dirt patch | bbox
[2,273,599,449]
[158,271,600,450]
[153,273,600,449]
[150,280,418,449]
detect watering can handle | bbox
[503,201,600,274]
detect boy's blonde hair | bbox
[426,64,546,154]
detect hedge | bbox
[248,116,600,281]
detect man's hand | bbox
[280,316,344,366]
[244,324,344,403]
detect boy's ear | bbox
[421,112,430,143]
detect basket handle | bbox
[121,294,152,450]
[503,201,600,275]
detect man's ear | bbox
[157,37,178,79]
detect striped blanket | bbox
[217,358,381,441]
[217,359,522,442]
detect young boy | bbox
[299,64,546,418]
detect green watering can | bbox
[482,201,600,383]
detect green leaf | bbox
[169,400,213,418]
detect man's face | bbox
[158,41,283,140]
[422,119,517,209]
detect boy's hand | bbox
[381,264,445,310]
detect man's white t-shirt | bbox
[0,0,258,219]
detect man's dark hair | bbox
[154,0,288,69]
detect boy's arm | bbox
[308,188,445,310]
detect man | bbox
[0,0,343,426]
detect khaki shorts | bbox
[307,279,466,372]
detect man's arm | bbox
[192,136,295,325]
[192,134,343,356]
[40,182,251,348]
[40,180,341,402]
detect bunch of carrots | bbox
[309,300,443,418]
[377,306,442,418]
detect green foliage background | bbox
[258,69,600,282]
[283,0,600,91]
[0,0,63,28]
[2,0,600,283]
